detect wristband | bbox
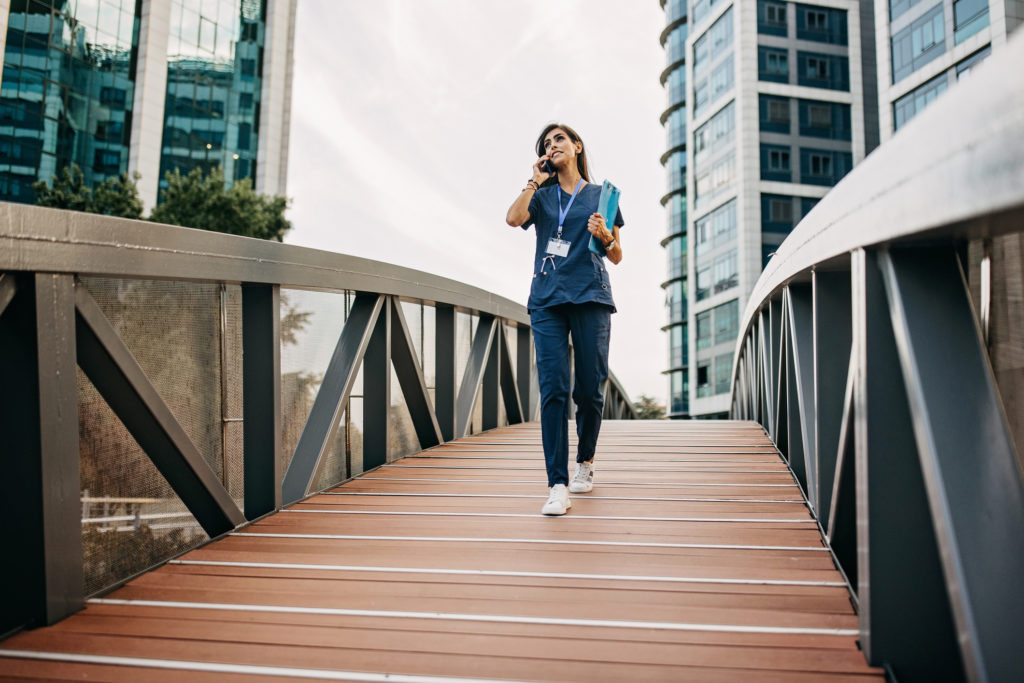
[604,239,617,251]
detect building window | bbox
[713,300,739,345]
[670,369,689,415]
[800,148,852,185]
[696,267,712,302]
[954,0,989,44]
[758,46,789,83]
[696,311,713,349]
[712,251,738,295]
[890,0,923,21]
[891,5,945,83]
[714,352,733,395]
[759,95,790,133]
[771,149,790,171]
[709,56,735,104]
[798,99,851,140]
[771,198,793,223]
[798,52,849,90]
[956,46,991,80]
[761,144,792,182]
[696,359,712,397]
[758,0,788,36]
[796,4,847,44]
[893,73,948,130]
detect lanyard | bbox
[556,179,584,239]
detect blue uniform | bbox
[521,181,624,487]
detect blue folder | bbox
[589,180,621,256]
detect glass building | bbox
[660,0,689,418]
[669,0,878,417]
[877,0,1019,138]
[0,0,296,210]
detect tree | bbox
[633,394,666,420]
[150,166,291,241]
[33,164,143,219]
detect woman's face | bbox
[542,128,581,170]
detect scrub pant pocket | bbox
[530,303,611,487]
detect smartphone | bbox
[542,159,555,175]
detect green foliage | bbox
[150,166,291,241]
[633,394,667,420]
[33,164,144,219]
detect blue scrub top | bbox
[522,182,624,313]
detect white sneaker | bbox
[541,484,571,515]
[569,461,594,493]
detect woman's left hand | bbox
[587,213,613,245]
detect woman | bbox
[505,123,624,515]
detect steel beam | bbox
[0,274,82,632]
[826,348,858,595]
[242,283,281,519]
[881,247,1024,683]
[282,294,383,504]
[434,305,456,441]
[517,325,532,422]
[853,248,963,680]
[773,296,789,459]
[455,315,495,438]
[481,322,500,431]
[362,299,391,470]
[390,298,443,449]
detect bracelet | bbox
[604,239,617,251]
[526,179,539,190]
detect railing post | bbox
[242,283,281,519]
[517,325,533,421]
[434,305,456,441]
[852,248,964,680]
[363,296,392,469]
[0,273,82,632]
[481,320,500,431]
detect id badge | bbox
[546,238,571,257]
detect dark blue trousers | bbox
[530,303,611,487]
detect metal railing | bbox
[0,205,636,635]
[729,35,1024,683]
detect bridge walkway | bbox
[0,421,883,681]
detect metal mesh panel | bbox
[77,277,238,595]
[279,288,350,483]
[81,278,227,481]
[79,369,208,596]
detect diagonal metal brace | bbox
[282,293,384,504]
[74,282,245,537]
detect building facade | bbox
[673,0,878,417]
[0,0,296,212]
[876,0,1022,138]
[660,0,690,418]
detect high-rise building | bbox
[676,0,878,417]
[0,0,296,212]
[877,0,1021,138]
[660,0,690,418]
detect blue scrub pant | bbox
[530,303,611,487]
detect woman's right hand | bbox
[532,155,553,185]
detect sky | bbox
[285,0,670,405]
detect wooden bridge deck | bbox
[1,421,884,681]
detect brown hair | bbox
[535,123,591,187]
